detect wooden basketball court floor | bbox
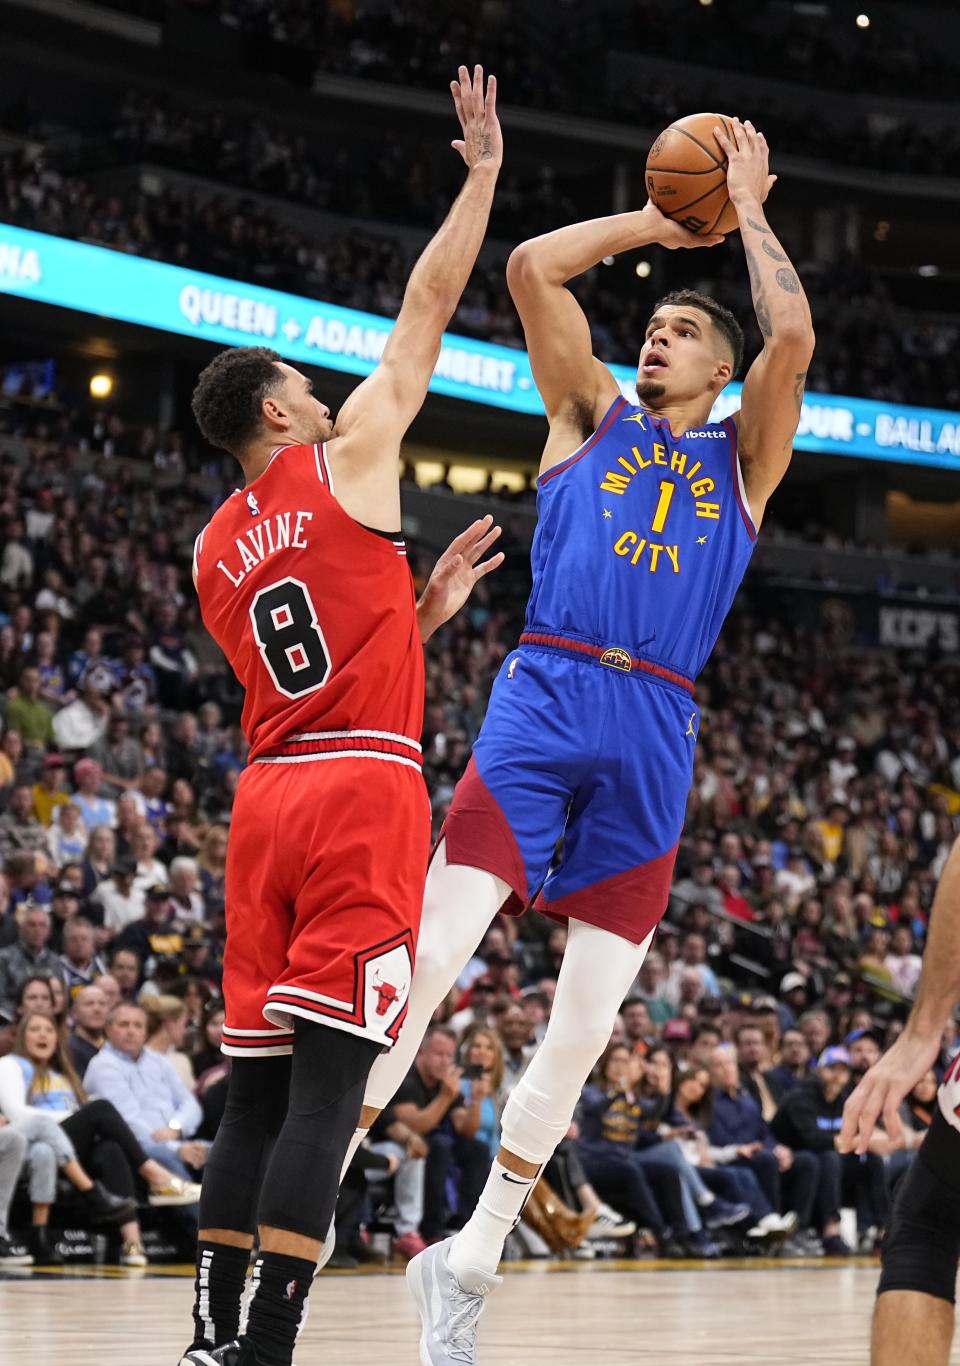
[1,1255,953,1364]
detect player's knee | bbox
[407,935,462,1005]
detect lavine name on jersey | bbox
[216,510,315,588]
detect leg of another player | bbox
[451,918,654,1277]
[358,838,511,1135]
[872,1293,953,1366]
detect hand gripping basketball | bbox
[713,118,777,208]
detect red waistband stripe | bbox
[519,632,695,695]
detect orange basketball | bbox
[645,112,740,236]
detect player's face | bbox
[636,307,730,407]
[271,363,334,443]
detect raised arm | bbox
[507,207,723,471]
[840,838,960,1155]
[718,119,815,524]
[327,66,501,525]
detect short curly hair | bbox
[652,289,744,377]
[191,346,285,454]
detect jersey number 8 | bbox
[250,577,331,698]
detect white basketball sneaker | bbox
[406,1236,502,1365]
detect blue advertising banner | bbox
[2,221,959,468]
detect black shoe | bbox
[0,1235,33,1265]
[179,1339,262,1366]
[702,1198,751,1230]
[27,1227,64,1266]
[80,1179,138,1226]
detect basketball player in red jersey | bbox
[178,66,503,1366]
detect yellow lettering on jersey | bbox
[617,454,637,475]
[685,460,703,481]
[630,537,648,566]
[649,543,664,571]
[696,501,721,520]
[601,471,631,496]
[293,510,314,547]
[653,443,668,467]
[670,450,687,475]
[690,477,716,498]
[631,445,652,471]
[614,531,638,556]
[665,545,680,573]
[236,539,259,573]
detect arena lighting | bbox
[916,265,939,277]
[2,221,960,468]
[89,372,113,398]
[856,13,871,27]
[699,0,713,7]
[601,255,615,266]
[635,261,652,279]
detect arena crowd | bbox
[0,385,956,1265]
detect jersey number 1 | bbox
[250,577,331,698]
[651,480,675,534]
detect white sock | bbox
[448,1159,538,1279]
[340,1127,369,1183]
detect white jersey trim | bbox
[221,1026,295,1038]
[287,728,422,752]
[321,441,335,492]
[192,526,207,579]
[734,453,757,533]
[254,749,422,772]
[265,983,355,1011]
[220,1042,294,1059]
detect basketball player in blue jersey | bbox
[341,118,815,1362]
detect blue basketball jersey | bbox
[525,394,757,681]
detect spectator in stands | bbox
[0,1117,30,1264]
[12,974,58,1023]
[366,1105,429,1261]
[195,824,228,907]
[115,884,182,969]
[84,1002,207,1180]
[68,984,109,1078]
[46,804,87,867]
[736,1023,780,1121]
[634,952,674,1025]
[771,1045,888,1255]
[622,999,657,1057]
[108,948,142,1002]
[0,905,64,1021]
[30,755,69,828]
[5,668,53,753]
[705,1046,816,1249]
[845,1027,882,1083]
[168,857,205,924]
[91,859,143,937]
[665,934,721,1007]
[48,881,83,953]
[884,924,922,996]
[71,759,116,833]
[91,716,144,797]
[4,852,50,914]
[493,1002,536,1096]
[0,1010,197,1263]
[143,995,194,1087]
[392,1026,492,1244]
[0,787,48,862]
[130,827,167,894]
[51,682,110,754]
[765,1027,811,1095]
[58,918,106,998]
[777,971,810,1029]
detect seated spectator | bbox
[93,973,121,1014]
[51,682,111,754]
[622,998,657,1057]
[634,952,676,1024]
[13,974,59,1023]
[577,1043,747,1257]
[31,755,70,828]
[0,905,65,1021]
[195,825,228,908]
[108,947,143,1002]
[46,804,87,867]
[58,918,107,999]
[736,1022,780,1120]
[5,668,53,753]
[0,1116,30,1264]
[115,884,183,970]
[688,1023,723,1068]
[84,1002,207,1181]
[114,794,146,861]
[797,1009,831,1060]
[136,767,170,836]
[190,1000,225,1079]
[665,934,721,1008]
[68,984,109,1078]
[90,713,144,797]
[48,881,84,954]
[765,1027,811,1095]
[366,1104,429,1261]
[79,826,117,897]
[91,859,144,938]
[179,926,223,994]
[777,971,810,1029]
[143,995,194,1087]
[493,1002,536,1097]
[846,1026,883,1083]
[0,1011,197,1264]
[392,1026,492,1243]
[131,827,168,896]
[71,760,117,833]
[770,1045,888,1255]
[168,857,205,925]
[5,851,51,914]
[458,1026,504,1158]
[0,787,49,862]
[884,925,922,996]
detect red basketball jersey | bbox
[194,442,424,762]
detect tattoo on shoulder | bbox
[745,218,770,234]
[776,268,800,294]
[761,239,788,263]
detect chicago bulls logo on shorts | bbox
[360,938,412,1041]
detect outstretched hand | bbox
[838,1030,942,1156]
[639,201,725,250]
[714,117,777,207]
[417,514,504,641]
[450,64,502,171]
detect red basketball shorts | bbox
[220,752,431,1058]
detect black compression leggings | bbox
[61,1099,149,1200]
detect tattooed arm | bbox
[715,119,815,524]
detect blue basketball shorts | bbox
[442,640,698,945]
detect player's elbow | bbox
[771,319,815,362]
